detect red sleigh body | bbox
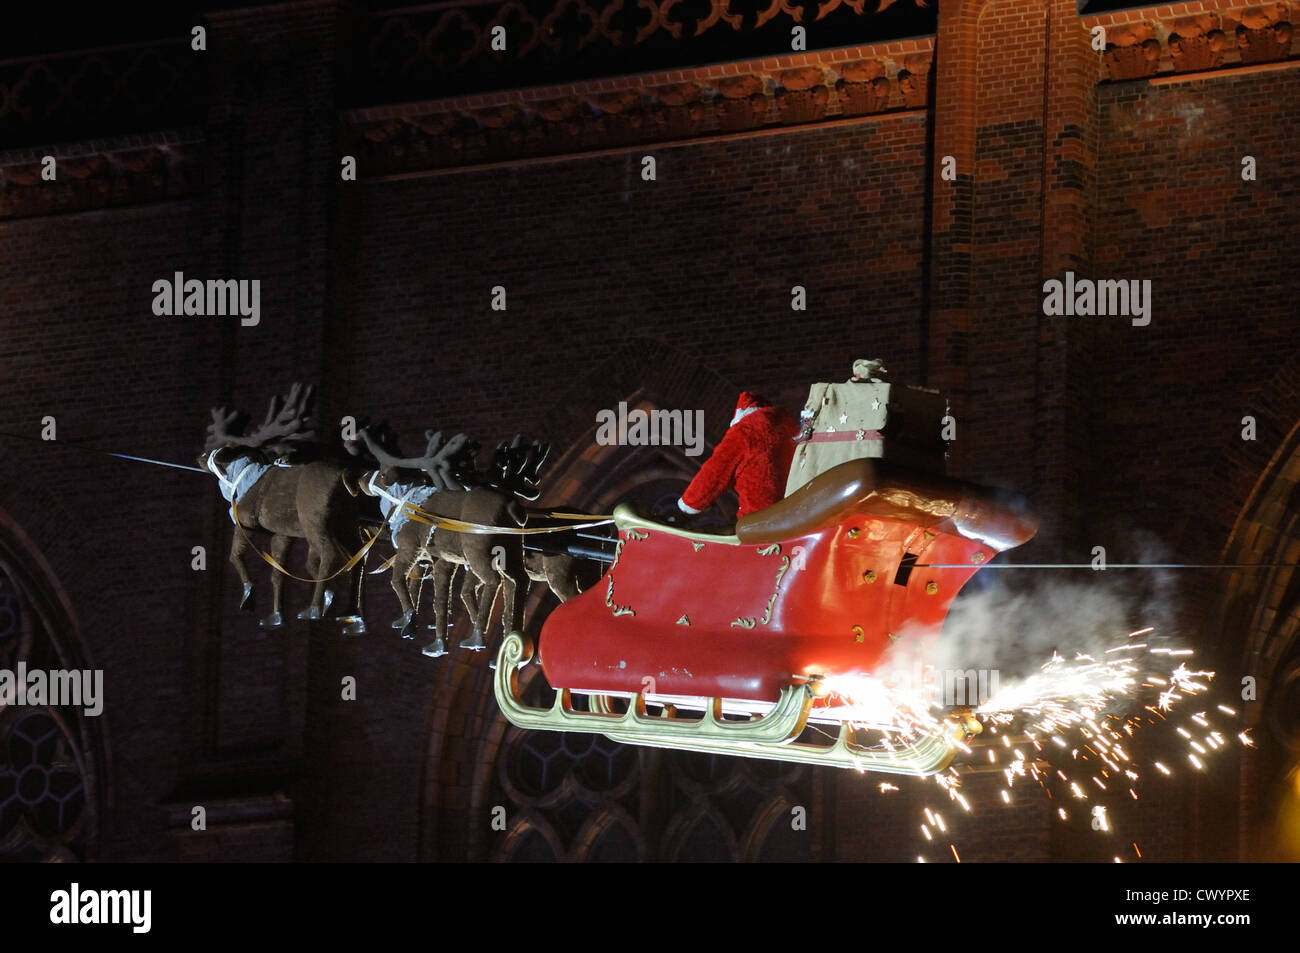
[496,458,1037,773]
[541,459,1036,703]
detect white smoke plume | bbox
[871,532,1183,704]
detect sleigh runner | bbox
[494,456,1037,774]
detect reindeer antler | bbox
[246,383,316,451]
[205,407,251,451]
[489,434,550,500]
[438,430,482,487]
[361,428,474,492]
[519,440,550,485]
[205,384,317,453]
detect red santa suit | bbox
[678,392,800,519]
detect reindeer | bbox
[462,435,588,664]
[489,437,595,605]
[481,435,587,599]
[359,429,530,656]
[201,384,369,635]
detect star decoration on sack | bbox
[839,413,848,425]
[872,397,881,411]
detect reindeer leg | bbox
[398,526,433,633]
[260,535,290,628]
[421,560,456,658]
[458,551,496,652]
[230,530,256,613]
[475,579,498,658]
[390,540,418,638]
[547,554,581,602]
[499,541,526,634]
[336,526,368,637]
[351,534,368,629]
[486,542,525,668]
[297,547,325,620]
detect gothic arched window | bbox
[0,561,96,862]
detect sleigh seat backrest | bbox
[740,457,1037,553]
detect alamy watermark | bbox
[0,663,103,716]
[880,662,1000,708]
[151,271,260,326]
[1042,271,1151,326]
[595,402,704,457]
[50,883,150,933]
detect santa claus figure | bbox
[677,391,800,520]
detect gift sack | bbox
[785,365,948,496]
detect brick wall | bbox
[333,115,932,445]
[1090,64,1300,564]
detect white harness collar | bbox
[206,450,270,519]
[368,472,438,533]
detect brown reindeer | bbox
[201,384,368,635]
[490,438,589,606]
[359,429,529,656]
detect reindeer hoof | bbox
[239,582,255,613]
[459,629,487,652]
[339,616,367,637]
[400,619,417,640]
[322,589,335,614]
[259,611,283,629]
[392,610,414,631]
[422,638,448,658]
[488,656,498,671]
[297,606,323,621]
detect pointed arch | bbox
[1196,411,1300,860]
[0,506,107,861]
[417,349,746,860]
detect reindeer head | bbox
[344,418,400,461]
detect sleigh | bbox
[495,457,1038,775]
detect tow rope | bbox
[399,505,613,535]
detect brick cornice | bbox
[342,38,935,176]
[0,130,204,221]
[1084,2,1298,80]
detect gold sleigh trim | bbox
[732,544,789,629]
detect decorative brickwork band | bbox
[0,136,203,222]
[1092,3,1297,81]
[355,0,935,102]
[345,44,933,176]
[0,41,203,149]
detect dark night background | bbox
[0,0,1297,862]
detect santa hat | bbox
[730,390,769,426]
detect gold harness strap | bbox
[399,505,613,535]
[230,499,380,583]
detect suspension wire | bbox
[0,429,207,473]
[917,563,1295,569]
[1,430,1288,571]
